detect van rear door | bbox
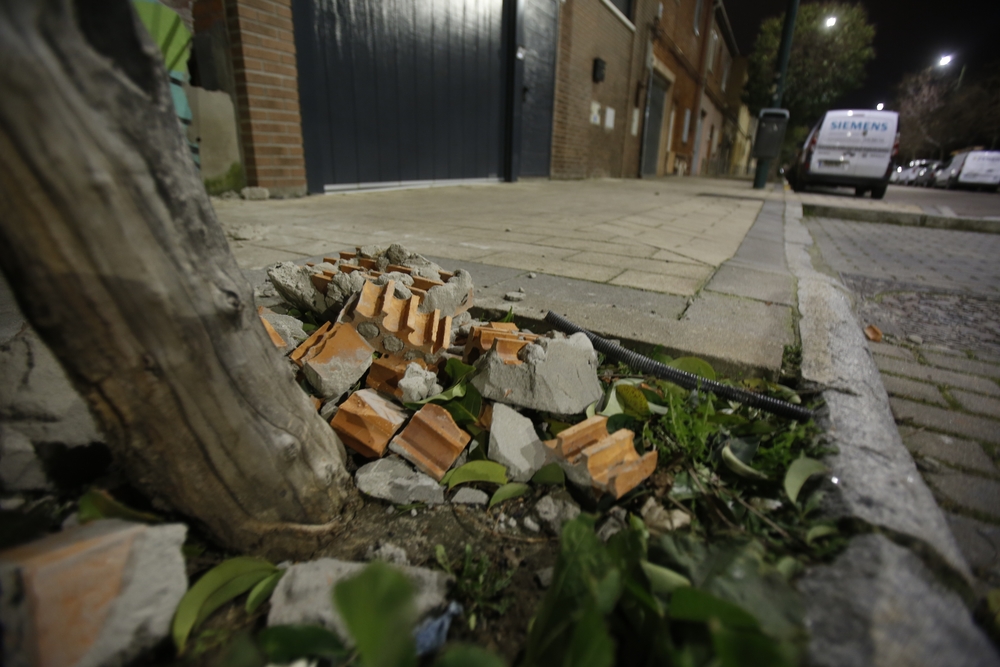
[959,151,1000,186]
[809,110,898,180]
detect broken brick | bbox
[290,321,332,366]
[464,323,539,365]
[544,415,657,499]
[341,280,451,358]
[366,355,434,399]
[331,389,409,458]
[389,404,471,481]
[301,324,375,399]
[260,316,287,349]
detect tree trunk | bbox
[0,0,357,558]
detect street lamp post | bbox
[752,0,801,189]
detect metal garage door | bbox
[519,0,558,177]
[292,0,508,193]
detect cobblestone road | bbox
[807,217,1000,593]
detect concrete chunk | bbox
[302,325,375,399]
[0,519,187,667]
[398,364,443,403]
[354,457,445,505]
[488,404,547,482]
[267,262,329,314]
[470,332,602,414]
[420,269,474,317]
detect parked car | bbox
[890,165,904,183]
[902,159,938,185]
[932,151,1000,190]
[912,164,939,187]
[787,109,900,199]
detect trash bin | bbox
[752,109,790,160]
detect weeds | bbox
[435,544,514,631]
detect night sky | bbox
[724,0,1000,109]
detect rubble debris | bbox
[290,321,332,366]
[323,270,368,310]
[523,516,541,532]
[463,322,539,365]
[300,324,375,400]
[341,280,452,359]
[535,566,554,588]
[504,292,526,302]
[259,306,308,345]
[389,404,471,481]
[331,389,409,458]
[267,557,451,641]
[366,355,434,399]
[534,490,581,536]
[259,315,287,348]
[398,363,444,403]
[596,507,629,542]
[545,415,658,499]
[267,262,329,314]
[365,541,410,566]
[0,519,187,667]
[470,332,603,414]
[451,488,489,505]
[419,269,474,317]
[640,497,691,535]
[354,458,445,505]
[488,404,548,482]
[240,186,269,200]
[0,424,51,491]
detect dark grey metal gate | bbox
[641,74,668,177]
[519,0,558,177]
[292,0,508,193]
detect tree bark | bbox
[0,0,357,558]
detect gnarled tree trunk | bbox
[0,0,356,558]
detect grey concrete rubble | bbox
[535,567,554,588]
[267,558,452,644]
[324,270,368,310]
[355,458,445,505]
[420,270,474,316]
[259,310,308,344]
[266,262,329,314]
[471,332,603,414]
[240,186,269,200]
[451,488,488,505]
[303,339,375,400]
[639,497,690,535]
[365,542,410,566]
[0,519,187,667]
[504,291,526,302]
[596,507,628,542]
[534,489,581,536]
[798,534,1000,667]
[0,424,51,491]
[398,364,444,403]
[487,404,548,482]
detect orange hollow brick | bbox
[366,355,433,398]
[342,280,451,358]
[463,323,539,365]
[259,316,287,349]
[544,415,657,499]
[290,321,332,366]
[331,389,409,458]
[389,403,471,481]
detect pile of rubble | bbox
[259,244,658,512]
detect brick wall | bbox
[224,0,306,195]
[551,0,638,179]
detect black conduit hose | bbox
[544,311,814,422]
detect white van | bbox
[933,151,1000,190]
[787,109,900,199]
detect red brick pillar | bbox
[225,0,306,196]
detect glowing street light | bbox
[876,103,884,110]
[939,55,953,67]
[824,16,837,27]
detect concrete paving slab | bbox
[922,352,1000,379]
[926,471,1000,519]
[704,264,796,306]
[899,426,997,474]
[881,374,948,406]
[945,512,1000,589]
[875,356,1000,397]
[609,271,705,297]
[473,252,624,283]
[891,397,1000,445]
[950,389,1000,419]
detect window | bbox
[707,30,718,71]
[693,0,703,35]
[607,0,632,19]
[682,108,692,143]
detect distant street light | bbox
[824,16,837,27]
[939,55,953,67]
[876,103,884,110]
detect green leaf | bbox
[616,384,650,417]
[172,557,277,653]
[433,644,507,667]
[669,357,717,381]
[564,606,615,667]
[585,401,598,418]
[545,418,572,436]
[668,587,759,630]
[444,357,476,384]
[447,461,508,490]
[439,469,456,487]
[489,483,530,508]
[710,622,795,667]
[598,387,624,417]
[530,463,565,485]
[783,457,828,504]
[649,347,673,365]
[640,560,691,594]
[245,570,284,614]
[721,443,770,481]
[333,561,417,667]
[442,384,483,426]
[805,524,838,544]
[77,489,161,524]
[499,307,516,324]
[301,323,317,333]
[257,625,348,663]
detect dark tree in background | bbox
[744,2,876,128]
[895,63,1000,160]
